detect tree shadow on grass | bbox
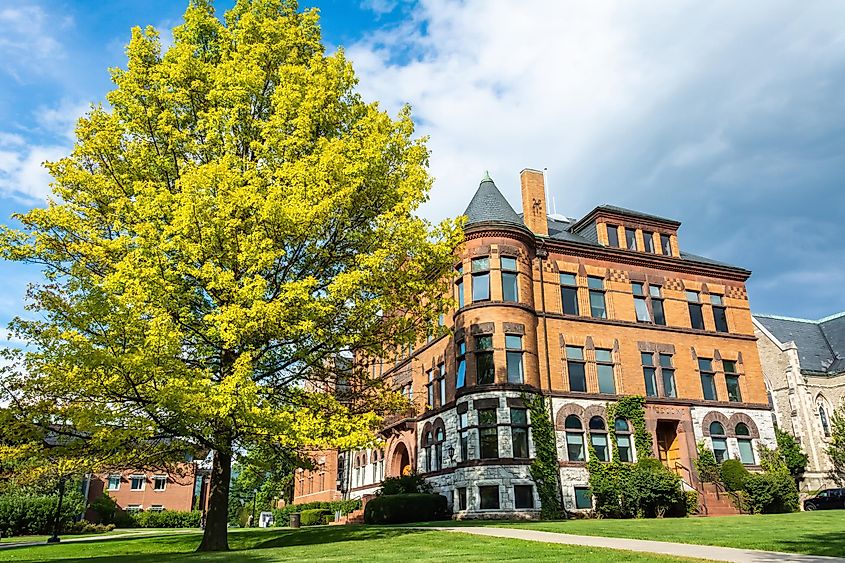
[773,530,845,558]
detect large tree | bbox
[0,0,460,551]
[829,403,845,486]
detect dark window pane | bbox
[505,335,522,349]
[591,433,609,462]
[479,409,497,425]
[587,276,604,290]
[738,439,755,465]
[568,361,587,392]
[574,487,593,509]
[472,257,489,272]
[616,435,632,463]
[607,225,619,247]
[652,299,666,325]
[460,431,468,461]
[735,423,750,436]
[479,485,499,509]
[643,367,658,397]
[456,279,464,308]
[712,438,728,463]
[511,408,527,425]
[456,359,466,388]
[480,427,499,459]
[502,272,518,302]
[476,352,494,384]
[506,351,523,383]
[634,297,651,322]
[723,360,737,374]
[662,369,677,398]
[566,346,584,360]
[512,427,529,458]
[589,291,607,318]
[472,273,490,301]
[597,364,616,394]
[626,228,637,250]
[501,256,517,271]
[661,234,672,255]
[514,485,534,509]
[701,373,717,400]
[566,432,585,461]
[641,352,654,366]
[644,231,655,253]
[714,306,729,332]
[726,375,742,402]
[698,358,713,371]
[632,282,645,296]
[689,303,704,329]
[561,286,579,315]
[564,415,582,429]
[560,273,577,286]
[710,421,725,436]
[458,487,467,510]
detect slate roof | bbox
[463,174,525,228]
[594,204,681,227]
[755,312,845,375]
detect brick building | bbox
[753,312,845,491]
[85,461,210,518]
[295,169,776,516]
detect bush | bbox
[720,459,750,492]
[0,490,85,537]
[743,471,799,514]
[272,499,361,526]
[624,459,686,518]
[684,490,700,516]
[299,508,332,526]
[130,510,202,528]
[88,493,119,524]
[694,442,720,483]
[364,493,449,524]
[64,521,116,534]
[377,474,432,496]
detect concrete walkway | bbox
[427,526,845,563]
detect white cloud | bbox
[0,6,71,81]
[360,0,400,15]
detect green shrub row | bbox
[125,510,202,528]
[363,493,449,524]
[272,499,361,526]
[0,491,85,537]
[299,508,333,526]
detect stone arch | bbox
[583,404,607,424]
[728,413,759,438]
[420,422,433,446]
[555,403,585,430]
[388,440,412,477]
[701,411,731,437]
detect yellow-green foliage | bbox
[0,0,462,548]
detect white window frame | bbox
[126,504,143,513]
[107,474,121,491]
[153,474,167,492]
[130,474,146,491]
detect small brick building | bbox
[295,168,776,517]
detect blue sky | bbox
[1,0,844,349]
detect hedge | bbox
[364,493,449,524]
[128,510,202,528]
[742,471,799,514]
[272,499,361,526]
[299,508,333,526]
[0,491,85,537]
[719,459,750,492]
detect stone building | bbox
[295,169,776,517]
[753,312,845,491]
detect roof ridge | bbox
[754,313,818,323]
[818,311,845,323]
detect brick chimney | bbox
[520,168,548,236]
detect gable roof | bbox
[463,173,524,228]
[754,312,845,375]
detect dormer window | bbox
[661,234,672,256]
[643,231,655,253]
[625,228,637,250]
[606,224,620,247]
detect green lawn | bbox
[416,510,845,557]
[0,528,193,545]
[0,526,703,562]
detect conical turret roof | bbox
[463,172,523,227]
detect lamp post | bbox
[47,476,66,544]
[251,489,258,527]
[448,446,456,464]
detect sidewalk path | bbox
[425,526,845,563]
[0,529,198,550]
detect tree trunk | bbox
[197,449,232,552]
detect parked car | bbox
[804,488,845,511]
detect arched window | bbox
[435,427,445,471]
[709,421,728,463]
[819,404,831,437]
[589,416,609,462]
[614,418,633,462]
[565,415,585,462]
[735,423,754,465]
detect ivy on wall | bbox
[523,393,565,519]
[605,395,653,457]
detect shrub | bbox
[720,459,750,492]
[271,499,361,526]
[743,471,799,514]
[624,458,686,518]
[694,442,720,483]
[299,508,331,526]
[0,490,85,537]
[684,490,700,516]
[377,474,432,496]
[130,510,202,528]
[363,493,449,524]
[64,521,116,534]
[88,493,119,525]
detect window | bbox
[149,505,164,512]
[625,227,637,250]
[424,430,434,472]
[642,352,658,397]
[615,418,633,462]
[471,257,490,302]
[456,341,466,389]
[595,349,616,394]
[475,335,495,385]
[606,224,620,247]
[687,291,704,329]
[659,354,677,398]
[649,285,666,325]
[820,404,831,437]
[479,485,500,509]
[434,427,444,471]
[478,408,499,459]
[565,415,585,462]
[736,423,755,465]
[709,421,728,463]
[153,475,167,491]
[588,277,607,318]
[455,265,465,308]
[589,416,609,462]
[724,360,741,402]
[501,256,518,302]
[426,369,435,408]
[126,504,142,513]
[438,364,446,406]
[130,475,145,491]
[458,411,469,461]
[506,335,524,384]
[699,358,717,400]
[514,485,534,509]
[560,273,579,315]
[511,408,529,458]
[632,282,651,322]
[107,475,120,491]
[661,234,672,256]
[574,487,592,509]
[566,346,587,392]
[644,231,655,253]
[711,294,729,333]
[457,487,467,510]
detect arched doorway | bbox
[391,442,411,477]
